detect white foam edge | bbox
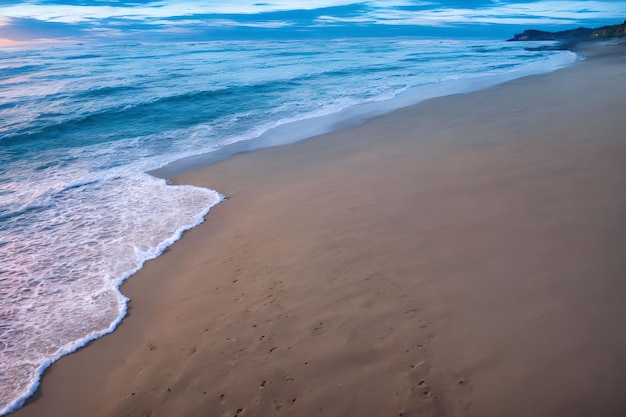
[0,184,224,417]
[120,49,581,177]
[192,49,580,153]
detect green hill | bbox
[509,20,626,41]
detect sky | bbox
[0,0,625,44]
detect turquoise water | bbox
[0,38,576,414]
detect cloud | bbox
[3,0,625,25]
[0,0,625,42]
[489,0,626,20]
[316,0,626,27]
[159,18,294,29]
[0,0,368,23]
[1,17,86,40]
[0,38,26,47]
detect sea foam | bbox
[0,173,222,415]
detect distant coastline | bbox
[508,19,626,43]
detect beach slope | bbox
[13,43,626,417]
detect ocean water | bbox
[0,38,576,414]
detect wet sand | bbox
[13,43,626,417]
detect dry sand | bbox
[13,44,626,417]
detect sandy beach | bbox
[13,43,626,417]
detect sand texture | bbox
[12,44,626,417]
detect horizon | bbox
[0,1,625,46]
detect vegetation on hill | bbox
[509,20,626,41]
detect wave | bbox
[0,50,571,153]
[0,64,45,78]
[266,50,325,57]
[0,78,298,146]
[62,54,103,60]
[75,85,142,99]
[0,177,224,416]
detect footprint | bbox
[274,397,284,410]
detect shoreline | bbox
[152,41,577,178]
[1,38,573,417]
[11,42,626,417]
